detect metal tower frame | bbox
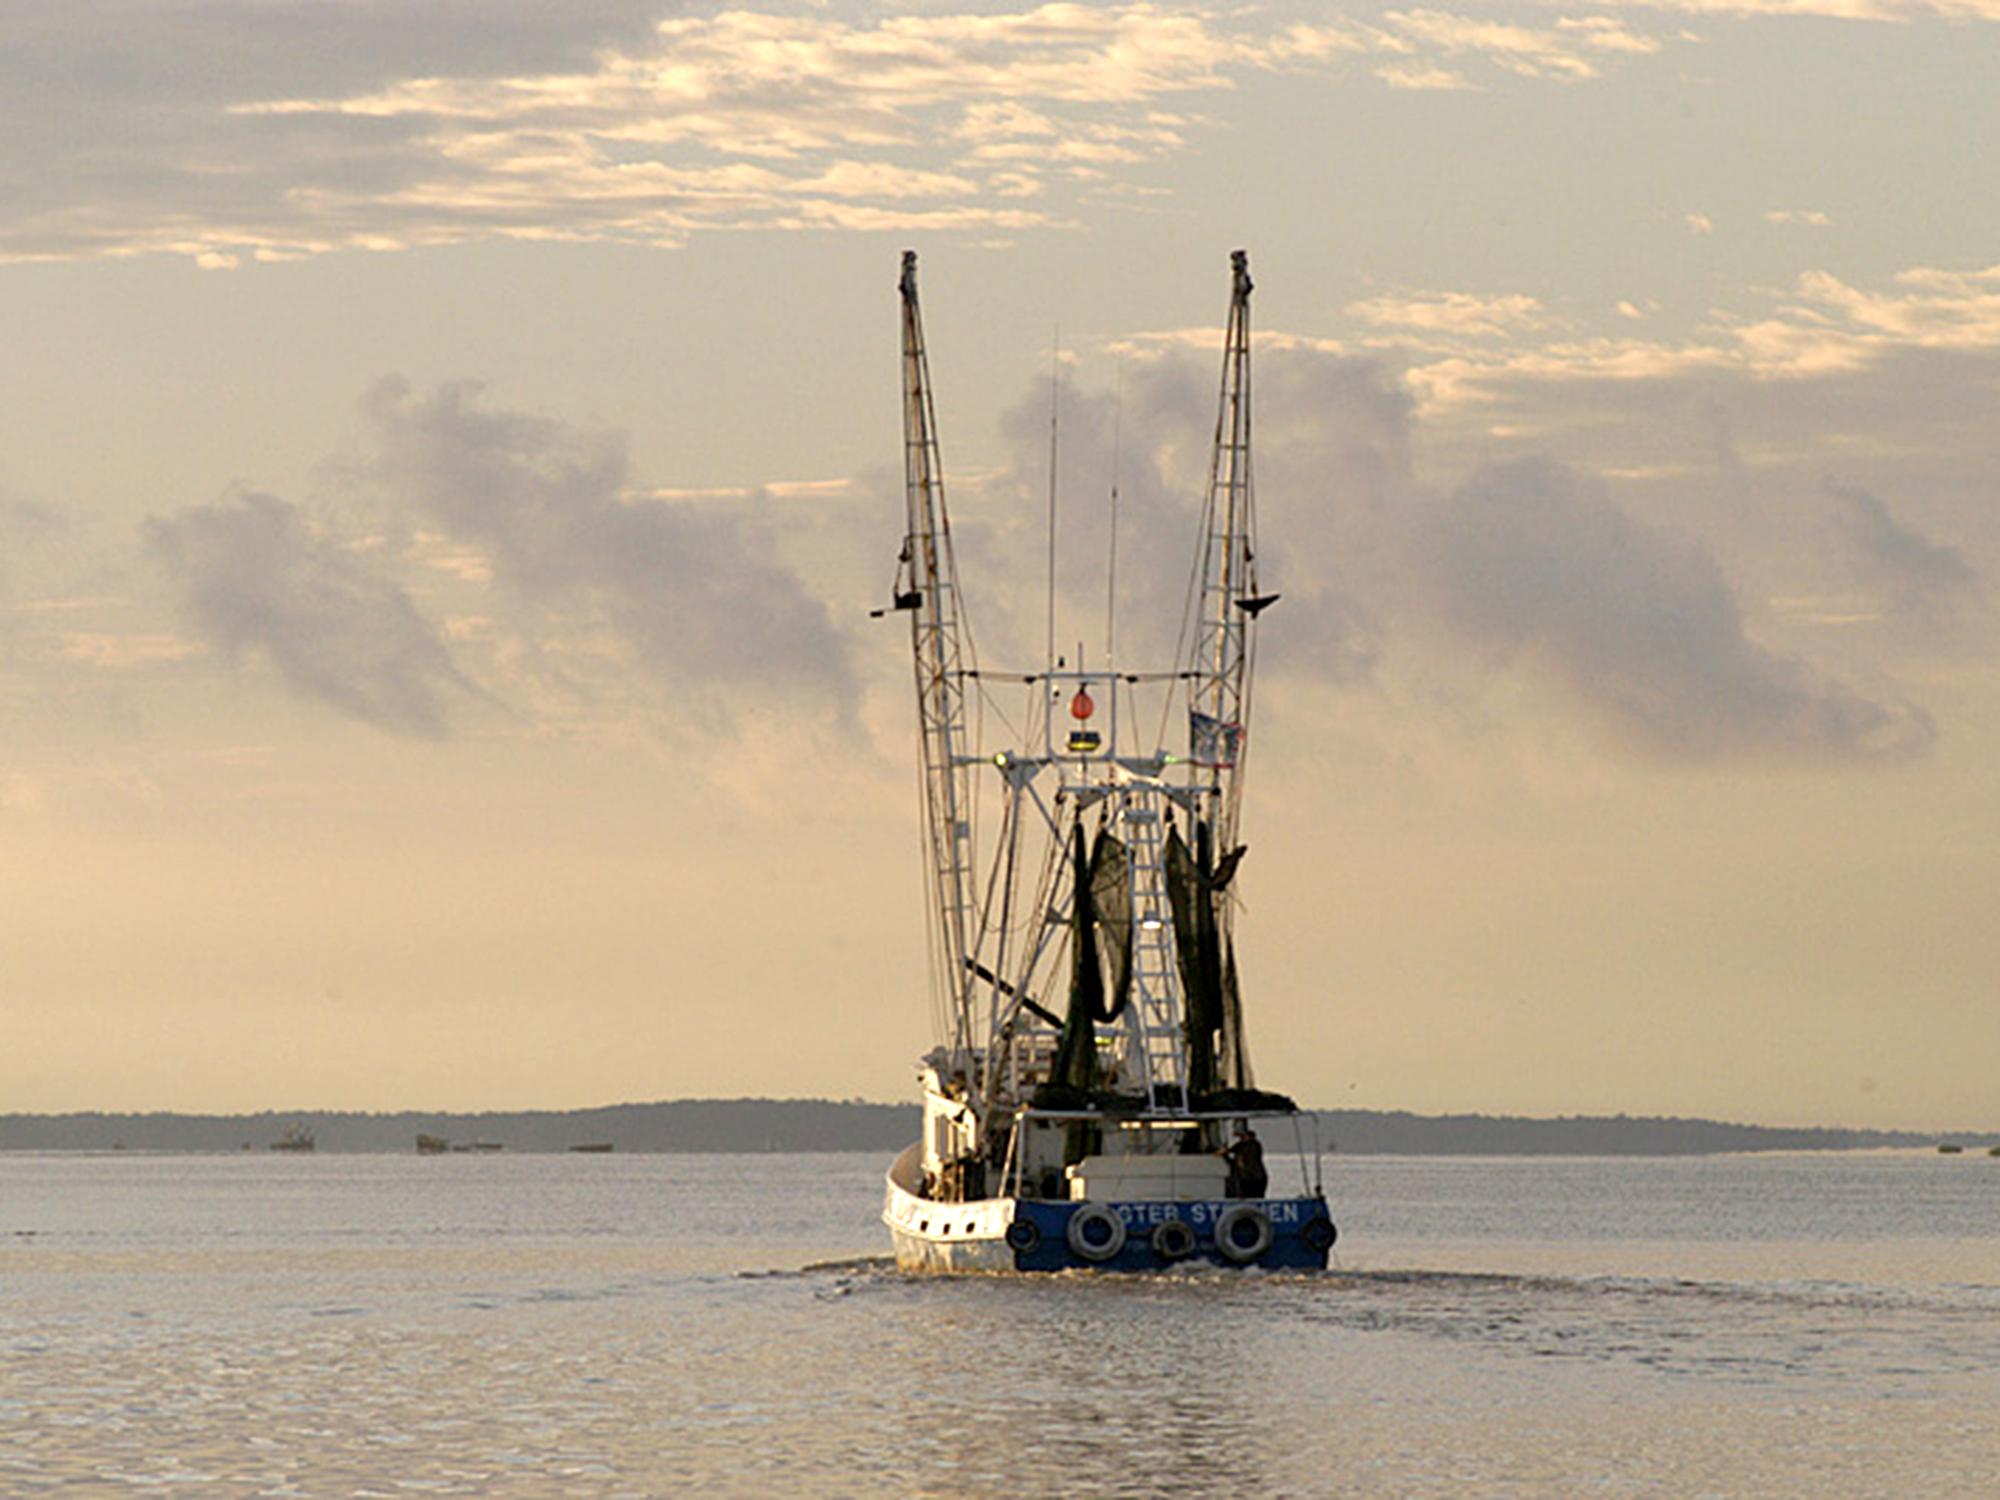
[897,251,979,1059]
[1187,249,1262,859]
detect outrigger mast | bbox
[1186,249,1268,860]
[892,251,979,1059]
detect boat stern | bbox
[883,1144,1335,1273]
[999,1192,1335,1272]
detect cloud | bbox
[1112,327,1350,360]
[0,498,67,608]
[1376,62,1477,90]
[0,2,1685,266]
[353,378,857,724]
[1348,289,1550,340]
[144,491,470,737]
[965,333,1930,765]
[0,4,1235,262]
[1312,268,1994,694]
[1554,15,1670,50]
[1685,212,1715,235]
[0,1,673,263]
[1393,261,2000,414]
[1381,9,1662,80]
[1409,457,1936,761]
[1553,0,2000,21]
[1789,265,2000,349]
[3,1,669,97]
[1766,208,1832,226]
[57,633,198,669]
[134,380,858,741]
[1823,480,1982,620]
[945,332,1416,685]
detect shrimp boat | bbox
[880,250,1336,1272]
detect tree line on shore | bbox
[0,1099,1970,1155]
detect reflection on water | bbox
[5,1151,1999,1496]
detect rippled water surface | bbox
[5,1150,1997,1496]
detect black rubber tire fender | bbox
[1065,1203,1128,1262]
[1214,1204,1274,1263]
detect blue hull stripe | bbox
[889,1193,1335,1273]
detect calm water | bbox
[4,1150,1997,1496]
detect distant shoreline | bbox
[2,1100,1988,1156]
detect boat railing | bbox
[1002,1103,1327,1201]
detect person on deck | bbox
[1222,1122,1268,1198]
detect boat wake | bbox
[793,1254,898,1276]
[792,1256,2000,1388]
[1310,1267,2000,1388]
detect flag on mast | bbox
[1189,709,1243,768]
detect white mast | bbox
[895,251,979,1060]
[1186,248,1269,858]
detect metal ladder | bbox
[1119,789,1187,1105]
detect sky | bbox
[3,0,1996,1129]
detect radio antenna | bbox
[1045,328,1061,678]
[1106,356,1123,674]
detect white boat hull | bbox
[882,1143,1016,1272]
[882,1142,1335,1274]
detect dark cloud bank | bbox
[978,346,1941,767]
[1824,479,1983,623]
[143,352,1942,767]
[1,1,674,261]
[1413,457,1935,762]
[146,378,854,739]
[359,378,853,711]
[145,490,466,736]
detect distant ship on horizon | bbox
[416,1133,505,1154]
[268,1123,315,1153]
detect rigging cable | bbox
[1106,356,1122,679]
[1045,329,1061,682]
[1158,470,1211,754]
